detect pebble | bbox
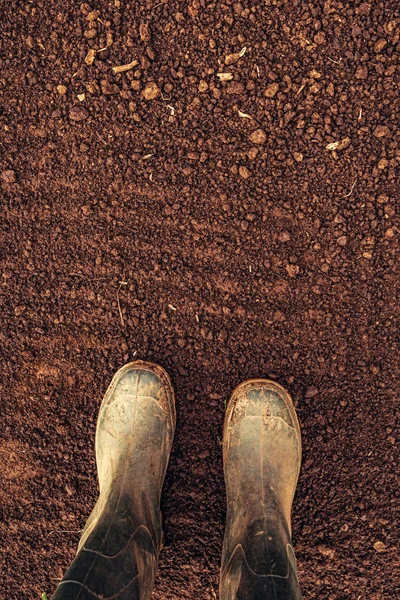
[227,81,245,95]
[249,129,267,144]
[239,165,251,179]
[286,264,299,277]
[273,310,286,323]
[101,79,118,95]
[69,106,89,121]
[337,235,348,247]
[57,84,67,95]
[314,31,326,45]
[248,147,259,160]
[225,52,241,66]
[374,39,387,52]
[373,125,390,138]
[139,23,151,42]
[305,386,318,398]
[265,83,279,98]
[1,169,16,183]
[355,65,368,79]
[278,231,291,243]
[373,541,386,553]
[142,82,160,100]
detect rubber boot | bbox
[220,379,302,600]
[52,360,176,600]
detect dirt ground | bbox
[0,0,399,598]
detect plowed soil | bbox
[0,1,399,599]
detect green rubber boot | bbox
[52,360,176,600]
[220,379,302,600]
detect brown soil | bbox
[0,1,399,598]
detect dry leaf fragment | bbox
[217,72,234,81]
[326,137,351,151]
[85,48,96,66]
[238,110,252,119]
[112,59,138,74]
[326,141,340,151]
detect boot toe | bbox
[101,360,176,433]
[225,379,300,437]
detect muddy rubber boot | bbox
[220,380,302,600]
[52,360,176,600]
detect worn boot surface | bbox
[220,379,302,600]
[53,360,176,600]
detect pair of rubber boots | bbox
[53,361,302,599]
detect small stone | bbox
[314,31,326,45]
[143,46,154,62]
[198,80,208,92]
[318,546,335,559]
[337,137,351,150]
[249,129,267,144]
[378,158,388,169]
[225,52,241,65]
[373,125,390,138]
[370,365,380,375]
[373,541,386,553]
[384,228,394,239]
[142,82,160,100]
[57,84,67,95]
[305,386,318,398]
[1,169,16,183]
[248,147,259,160]
[286,264,299,277]
[265,83,279,98]
[84,29,97,39]
[86,10,100,21]
[362,251,373,260]
[131,80,141,91]
[139,22,151,42]
[101,79,118,95]
[374,39,387,52]
[377,194,388,204]
[69,106,89,121]
[227,81,245,95]
[357,2,371,16]
[81,205,92,216]
[337,235,348,247]
[355,65,368,79]
[239,165,251,179]
[273,310,286,323]
[278,231,291,243]
[293,152,303,162]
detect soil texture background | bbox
[0,1,399,598]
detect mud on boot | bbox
[220,379,302,600]
[52,360,176,600]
